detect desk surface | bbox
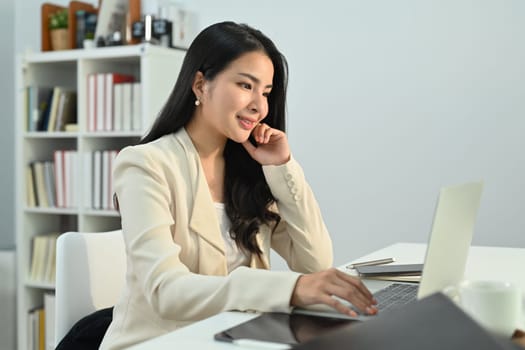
[130,243,525,350]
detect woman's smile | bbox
[237,115,258,130]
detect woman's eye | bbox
[240,82,252,90]
[263,92,270,98]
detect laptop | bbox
[297,181,484,317]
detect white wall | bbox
[13,1,525,268]
[182,0,525,266]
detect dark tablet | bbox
[214,312,358,346]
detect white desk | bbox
[130,243,525,350]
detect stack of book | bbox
[26,161,56,208]
[87,72,142,132]
[26,151,79,209]
[53,150,79,209]
[26,86,77,132]
[84,149,119,210]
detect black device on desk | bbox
[214,312,357,346]
[214,294,519,350]
[295,293,519,350]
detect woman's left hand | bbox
[242,123,291,166]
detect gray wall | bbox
[9,1,525,267]
[1,0,16,347]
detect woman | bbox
[100,21,377,350]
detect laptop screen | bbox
[417,181,484,299]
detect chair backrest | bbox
[55,230,126,346]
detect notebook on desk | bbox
[295,181,484,317]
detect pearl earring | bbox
[194,99,200,106]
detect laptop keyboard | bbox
[373,283,418,312]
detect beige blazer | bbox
[100,128,332,350]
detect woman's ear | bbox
[191,71,205,100]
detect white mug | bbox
[444,280,522,338]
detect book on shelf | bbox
[131,82,142,131]
[83,151,92,210]
[63,151,72,208]
[87,73,96,132]
[27,86,53,132]
[29,236,44,281]
[45,87,62,132]
[53,90,77,131]
[96,73,105,131]
[64,150,79,208]
[102,150,118,209]
[102,150,110,209]
[64,123,79,132]
[29,233,59,284]
[44,293,55,350]
[43,162,56,208]
[27,306,46,350]
[40,87,62,132]
[92,150,102,209]
[113,83,123,131]
[109,150,118,209]
[121,82,132,131]
[31,162,49,208]
[26,166,37,207]
[53,151,65,208]
[43,235,57,283]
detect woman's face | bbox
[197,51,274,144]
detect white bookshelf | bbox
[15,44,185,350]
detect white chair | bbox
[54,230,126,346]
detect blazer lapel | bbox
[175,129,226,256]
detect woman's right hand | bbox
[290,268,378,317]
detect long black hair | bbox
[140,21,289,255]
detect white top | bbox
[214,203,251,272]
